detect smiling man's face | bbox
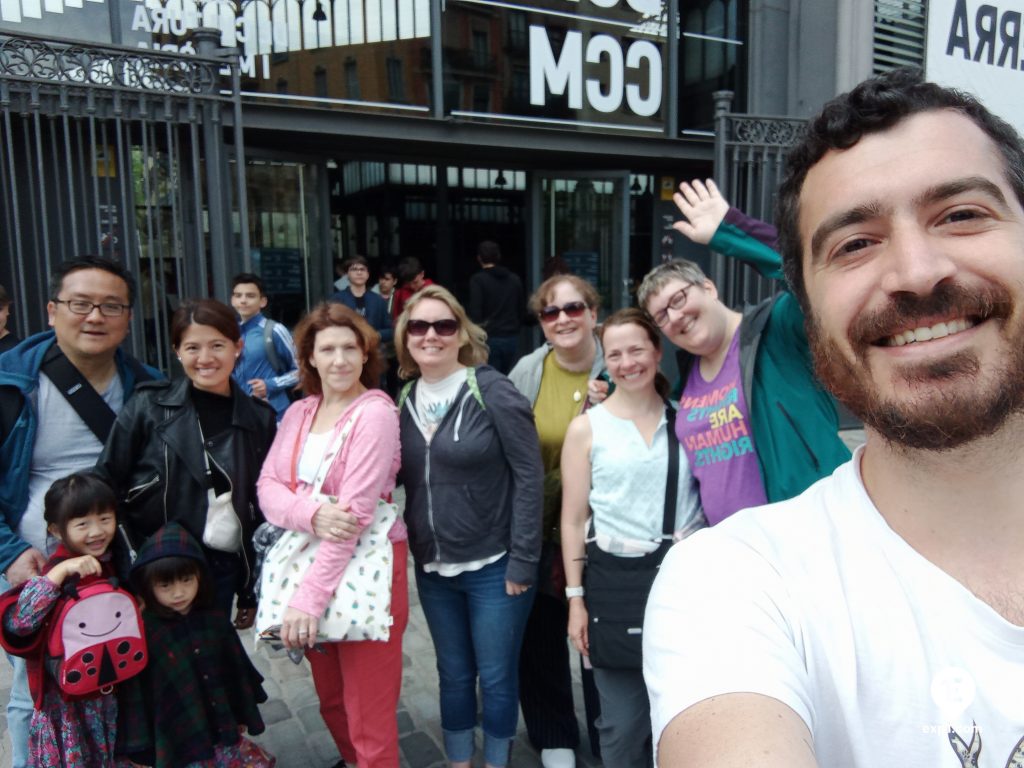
[48,268,132,365]
[799,109,1024,450]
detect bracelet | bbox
[565,585,585,599]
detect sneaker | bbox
[541,748,576,768]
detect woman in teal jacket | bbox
[638,178,850,520]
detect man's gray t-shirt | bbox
[17,372,124,556]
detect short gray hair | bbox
[636,260,709,310]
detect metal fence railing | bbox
[0,29,248,371]
[712,89,805,309]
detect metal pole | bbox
[711,89,733,294]
[430,0,444,119]
[665,0,678,138]
[231,54,252,271]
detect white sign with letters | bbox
[926,0,1024,129]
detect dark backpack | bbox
[45,577,147,697]
[262,319,301,401]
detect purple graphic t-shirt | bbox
[676,332,767,526]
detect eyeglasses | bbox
[651,286,692,328]
[407,318,459,337]
[538,301,588,323]
[53,299,130,318]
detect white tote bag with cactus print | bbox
[255,407,397,642]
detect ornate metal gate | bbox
[711,89,805,309]
[0,29,248,369]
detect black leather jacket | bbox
[96,377,277,606]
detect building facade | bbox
[1,0,914,367]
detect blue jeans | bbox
[1,572,31,768]
[415,556,534,766]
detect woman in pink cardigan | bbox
[257,302,406,768]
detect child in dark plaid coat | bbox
[116,523,275,767]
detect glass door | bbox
[528,171,630,314]
[245,160,326,327]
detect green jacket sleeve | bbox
[708,220,785,282]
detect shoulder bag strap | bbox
[196,421,216,491]
[40,344,117,442]
[661,402,679,540]
[309,403,367,497]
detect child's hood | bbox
[129,522,207,583]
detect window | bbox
[873,0,926,73]
[508,12,527,50]
[472,83,490,112]
[314,66,328,98]
[387,58,405,101]
[472,30,490,68]
[345,59,360,99]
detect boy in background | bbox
[230,273,299,419]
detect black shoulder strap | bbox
[40,345,117,442]
[0,385,24,447]
[662,403,679,538]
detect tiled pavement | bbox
[0,430,868,768]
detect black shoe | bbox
[330,761,347,768]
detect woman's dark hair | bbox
[0,282,10,308]
[134,556,215,618]
[43,471,118,541]
[777,66,1024,311]
[170,298,241,348]
[293,302,385,395]
[598,308,670,399]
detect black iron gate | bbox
[711,89,805,309]
[0,29,248,370]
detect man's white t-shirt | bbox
[644,447,1024,767]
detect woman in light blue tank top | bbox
[560,309,704,768]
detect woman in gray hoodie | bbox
[396,285,543,768]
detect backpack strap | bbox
[465,367,485,410]
[396,368,486,412]
[397,380,415,411]
[262,319,286,375]
[40,345,116,443]
[0,385,23,447]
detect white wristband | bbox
[565,585,585,599]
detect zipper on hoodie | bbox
[413,387,473,562]
[425,440,440,563]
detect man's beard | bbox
[806,282,1024,451]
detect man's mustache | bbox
[847,282,1013,347]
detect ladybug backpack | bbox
[45,577,148,696]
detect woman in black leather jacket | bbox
[96,299,277,628]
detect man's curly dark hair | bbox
[776,66,1024,311]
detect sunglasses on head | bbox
[538,301,588,323]
[407,318,459,337]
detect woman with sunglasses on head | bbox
[395,285,543,768]
[507,275,606,768]
[560,308,704,768]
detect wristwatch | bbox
[565,585,585,599]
